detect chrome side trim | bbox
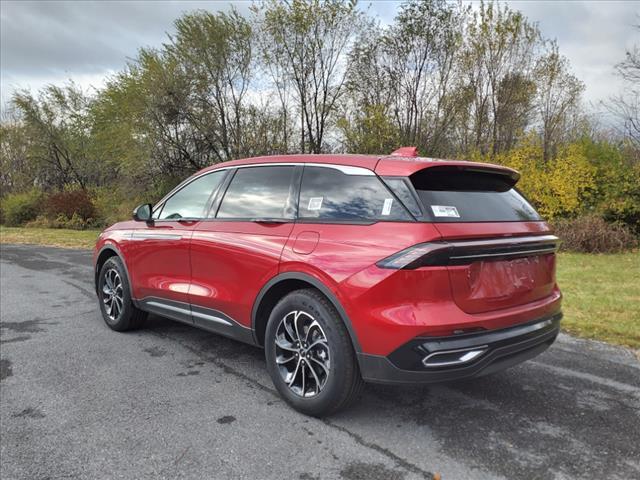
[131,232,183,241]
[146,300,190,316]
[140,297,245,330]
[191,309,233,327]
[144,299,230,326]
[136,296,257,345]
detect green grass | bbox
[0,226,100,249]
[1,226,638,349]
[556,252,640,349]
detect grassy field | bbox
[1,226,638,349]
[0,226,101,249]
[556,252,639,349]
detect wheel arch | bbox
[251,272,362,353]
[95,244,134,298]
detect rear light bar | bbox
[376,235,559,269]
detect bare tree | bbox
[535,43,584,160]
[608,23,640,147]
[342,0,469,156]
[0,108,37,193]
[463,1,540,154]
[11,83,98,190]
[255,0,364,153]
[168,9,253,161]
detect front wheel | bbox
[98,256,147,331]
[264,289,364,417]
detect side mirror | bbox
[133,203,153,223]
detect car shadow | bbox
[141,313,639,480]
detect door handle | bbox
[251,218,289,224]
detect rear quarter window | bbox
[298,166,411,222]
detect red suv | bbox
[94,149,562,416]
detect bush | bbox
[486,136,597,220]
[25,213,98,230]
[91,186,143,227]
[552,215,639,253]
[45,189,96,221]
[1,189,44,226]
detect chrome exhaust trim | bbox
[422,345,489,368]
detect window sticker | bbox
[381,198,393,216]
[431,205,460,218]
[308,197,323,211]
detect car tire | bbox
[265,288,364,417]
[98,256,147,331]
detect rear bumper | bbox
[358,312,561,384]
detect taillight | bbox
[376,243,451,269]
[376,235,559,270]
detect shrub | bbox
[25,213,98,230]
[1,189,44,226]
[45,189,96,221]
[488,136,597,220]
[552,215,639,253]
[91,186,143,227]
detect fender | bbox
[251,272,362,353]
[95,243,135,300]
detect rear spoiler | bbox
[409,164,520,191]
[376,152,520,183]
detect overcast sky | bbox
[1,0,638,111]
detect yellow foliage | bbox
[482,136,597,219]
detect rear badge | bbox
[431,205,460,218]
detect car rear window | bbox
[409,167,541,222]
[298,166,411,222]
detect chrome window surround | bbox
[153,163,375,218]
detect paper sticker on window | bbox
[431,205,460,218]
[308,197,323,211]
[381,198,393,216]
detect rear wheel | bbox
[265,289,364,417]
[98,256,146,331]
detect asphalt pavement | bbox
[1,243,639,480]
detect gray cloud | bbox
[507,0,639,106]
[1,0,638,108]
[1,1,243,74]
[0,0,249,104]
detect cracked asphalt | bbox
[1,243,639,480]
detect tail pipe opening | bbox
[421,346,489,368]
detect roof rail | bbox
[390,146,418,157]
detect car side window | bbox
[158,170,226,220]
[216,166,296,219]
[298,166,411,222]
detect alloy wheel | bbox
[102,268,124,321]
[274,310,331,397]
